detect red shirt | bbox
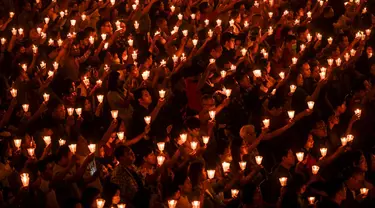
[185,78,202,112]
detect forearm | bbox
[124,132,145,146]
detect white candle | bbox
[296,152,304,162]
[300,44,306,52]
[360,188,369,196]
[191,14,196,20]
[239,161,247,171]
[307,101,315,110]
[202,136,210,145]
[268,12,273,18]
[22,64,27,71]
[20,173,30,187]
[142,70,150,80]
[208,29,213,38]
[88,144,96,153]
[287,110,295,119]
[117,132,124,141]
[180,133,187,144]
[290,85,297,93]
[69,144,77,154]
[366,29,371,36]
[350,49,356,57]
[354,109,361,117]
[170,5,175,13]
[209,110,216,120]
[173,55,179,63]
[224,88,232,97]
[118,204,126,208]
[144,116,151,125]
[220,70,226,78]
[204,19,209,26]
[111,110,118,119]
[1,38,6,45]
[344,53,350,62]
[157,155,165,166]
[192,38,198,47]
[60,11,65,18]
[292,57,298,65]
[190,141,198,150]
[279,177,288,187]
[307,33,312,42]
[341,137,347,146]
[191,201,200,208]
[59,139,66,146]
[319,71,326,80]
[168,200,177,208]
[67,108,74,116]
[22,104,29,112]
[14,139,22,149]
[44,17,50,24]
[27,148,35,157]
[43,136,51,145]
[279,72,285,80]
[327,37,333,45]
[75,108,82,116]
[159,89,166,99]
[42,93,50,102]
[216,19,222,27]
[320,147,327,157]
[182,30,188,37]
[312,165,320,175]
[57,39,63,47]
[10,88,17,98]
[268,27,274,35]
[327,58,333,66]
[222,161,230,172]
[177,13,183,20]
[255,156,263,165]
[70,19,76,26]
[231,189,239,198]
[346,134,354,142]
[160,59,166,66]
[308,197,315,205]
[157,142,165,152]
[96,94,104,103]
[243,21,249,28]
[96,198,105,208]
[101,34,107,40]
[9,12,14,18]
[263,119,270,128]
[207,169,215,179]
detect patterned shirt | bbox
[111,164,143,202]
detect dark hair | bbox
[185,117,200,130]
[325,179,344,198]
[81,187,100,208]
[221,33,234,45]
[114,145,131,160]
[133,87,148,103]
[55,145,71,163]
[108,70,120,91]
[188,161,204,188]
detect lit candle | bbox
[132,4,137,10]
[157,142,165,152]
[220,70,226,78]
[96,94,104,103]
[192,38,198,47]
[204,19,209,26]
[263,52,269,59]
[255,156,263,165]
[268,12,273,18]
[22,104,29,112]
[231,189,239,198]
[117,132,124,141]
[307,33,312,42]
[307,101,315,110]
[48,70,54,77]
[208,29,213,38]
[132,51,138,60]
[182,30,188,37]
[11,28,17,36]
[360,188,369,196]
[191,13,196,20]
[300,44,306,52]
[88,144,96,153]
[111,110,118,119]
[75,108,82,116]
[296,152,304,162]
[10,88,17,98]
[43,136,51,145]
[290,85,297,94]
[14,139,21,149]
[134,21,139,30]
[319,0,323,6]
[104,42,109,50]
[283,10,289,16]
[263,119,270,128]
[319,71,326,80]
[222,161,230,172]
[239,161,247,171]
[177,13,183,20]
[243,21,249,28]
[307,11,312,18]
[144,116,151,125]
[60,11,64,18]
[36,27,42,34]
[279,177,288,187]
[253,69,262,78]
[170,5,175,13]
[279,72,285,79]
[1,38,6,45]
[344,53,350,62]
[354,109,361,117]
[32,45,38,54]
[190,141,198,150]
[350,49,356,57]
[366,29,371,36]
[224,88,232,97]
[101,34,107,40]
[22,64,27,71]
[287,110,295,119]
[43,93,50,102]
[268,27,273,35]
[229,19,234,27]
[346,134,354,142]
[115,20,121,30]
[191,201,200,208]
[320,147,327,157]
[59,139,66,146]
[308,197,315,205]
[9,12,14,18]
[216,19,222,27]
[157,155,165,166]
[67,108,74,116]
[180,133,187,144]
[159,89,166,99]
[230,65,236,71]
[172,55,179,63]
[70,19,76,26]
[209,110,216,120]
[207,169,215,179]
[312,165,320,175]
[118,204,126,208]
[202,136,210,145]
[81,14,86,21]
[327,37,333,45]
[168,200,177,208]
[69,144,77,154]
[142,70,150,80]
[96,198,105,208]
[20,173,30,187]
[27,148,35,157]
[44,17,50,24]
[341,137,347,146]
[292,57,298,65]
[160,59,167,67]
[57,39,63,47]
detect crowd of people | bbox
[0,0,375,207]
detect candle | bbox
[263,119,270,128]
[204,19,209,26]
[344,53,350,62]
[75,108,82,116]
[312,165,320,175]
[208,110,216,120]
[177,13,183,20]
[132,51,138,60]
[160,59,166,66]
[366,29,371,36]
[308,197,315,205]
[279,177,288,187]
[224,88,232,97]
[292,57,298,65]
[268,12,273,18]
[307,101,315,110]
[59,139,66,146]
[190,141,198,150]
[22,104,29,112]
[57,39,63,47]
[9,12,14,18]
[180,133,187,144]
[216,19,222,27]
[222,161,230,172]
[110,0,115,5]
[268,27,273,35]
[319,0,323,6]
[255,156,263,165]
[207,169,215,179]
[117,132,124,140]
[133,21,139,30]
[191,201,200,208]
[81,14,86,21]
[14,139,21,149]
[158,89,166,100]
[192,38,198,47]
[20,173,30,187]
[69,144,77,154]
[48,38,54,46]
[296,152,304,162]
[96,198,105,208]
[96,94,104,103]
[168,200,177,208]
[181,53,186,61]
[142,70,150,80]
[220,70,226,78]
[132,4,137,10]
[229,19,235,27]
[70,19,76,26]
[88,144,96,153]
[239,161,247,171]
[327,37,333,45]
[11,28,17,36]
[290,85,297,93]
[67,108,74,116]
[319,71,326,80]
[157,142,165,152]
[354,109,361,117]
[157,155,165,166]
[60,11,65,18]
[144,116,151,125]
[243,21,249,28]
[27,148,35,157]
[202,136,210,145]
[300,44,306,52]
[307,33,312,42]
[231,189,239,198]
[368,52,373,59]
[44,17,50,24]
[208,29,213,38]
[1,38,5,45]
[43,93,50,102]
[43,136,51,145]
[191,13,196,20]
[287,110,295,119]
[350,49,356,57]
[115,20,121,30]
[104,42,109,50]
[36,27,42,35]
[182,30,188,37]
[341,137,347,146]
[283,10,289,16]
[118,204,126,208]
[170,5,175,13]
[279,72,285,79]
[320,147,327,157]
[230,65,236,71]
[360,188,369,196]
[22,64,27,71]
[101,34,106,40]
[346,134,354,142]
[362,7,367,13]
[32,45,38,54]
[111,110,118,119]
[307,11,312,18]
[10,88,17,98]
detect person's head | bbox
[38,158,54,180]
[185,117,200,137]
[240,125,256,143]
[201,94,215,111]
[81,187,101,208]
[285,35,297,51]
[133,87,152,107]
[23,2,32,12]
[237,73,251,89]
[207,41,223,58]
[296,73,304,86]
[280,149,296,167]
[323,6,334,18]
[350,151,368,172]
[51,103,66,121]
[311,120,327,138]
[296,26,308,41]
[305,134,314,149]
[156,17,168,32]
[345,168,365,191]
[335,101,347,115]
[301,63,311,78]
[56,145,73,167]
[188,161,206,188]
[103,183,121,206]
[99,19,113,34]
[114,145,135,165]
[70,41,81,56]
[340,35,350,48]
[108,71,123,91]
[143,148,156,165]
[222,33,235,49]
